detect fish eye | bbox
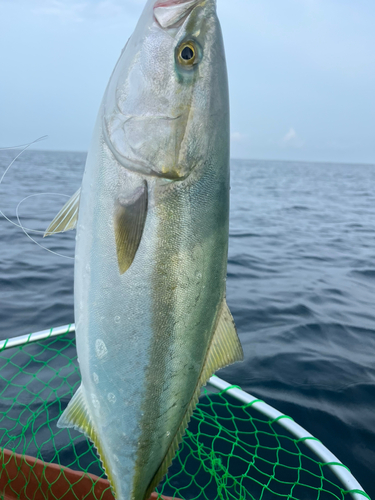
[181,45,194,61]
[177,41,199,68]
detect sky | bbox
[0,0,374,163]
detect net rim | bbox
[0,324,370,500]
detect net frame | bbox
[207,377,367,500]
[0,324,370,500]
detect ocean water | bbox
[0,150,374,496]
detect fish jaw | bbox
[153,0,201,29]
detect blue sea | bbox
[0,150,374,497]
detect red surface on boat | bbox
[0,448,176,500]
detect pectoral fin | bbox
[57,385,116,494]
[114,181,148,275]
[44,188,81,237]
[144,299,243,499]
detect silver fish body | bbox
[49,0,243,498]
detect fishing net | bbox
[0,327,369,500]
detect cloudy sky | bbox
[1,0,374,163]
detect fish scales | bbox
[45,0,243,498]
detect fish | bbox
[44,0,243,498]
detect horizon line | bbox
[1,147,374,168]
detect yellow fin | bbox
[200,298,244,382]
[114,181,148,275]
[144,299,243,499]
[57,385,116,495]
[44,188,81,237]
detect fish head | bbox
[102,0,229,180]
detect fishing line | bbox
[16,193,74,260]
[0,136,74,259]
[0,136,50,233]
[0,138,47,150]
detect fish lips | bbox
[103,113,190,181]
[153,0,201,29]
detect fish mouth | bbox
[153,0,201,29]
[103,113,189,180]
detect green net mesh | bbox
[0,329,369,500]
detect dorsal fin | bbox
[143,298,243,499]
[57,385,117,496]
[114,181,148,275]
[44,188,81,237]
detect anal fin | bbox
[144,298,243,499]
[57,385,116,495]
[199,298,244,382]
[44,188,81,237]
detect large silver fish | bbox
[45,0,243,498]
